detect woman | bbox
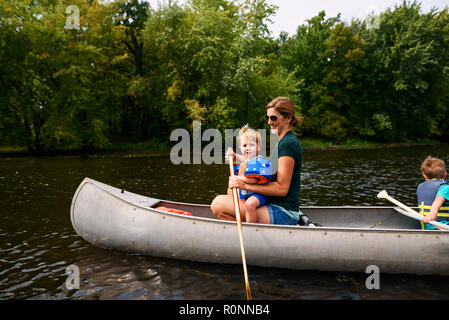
[210,97,302,225]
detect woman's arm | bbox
[229,156,294,197]
[238,176,259,184]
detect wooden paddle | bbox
[228,155,252,300]
[377,190,449,231]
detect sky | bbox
[145,0,448,37]
[263,0,448,37]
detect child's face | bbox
[239,136,258,160]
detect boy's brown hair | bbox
[420,156,447,179]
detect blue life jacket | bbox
[416,179,449,229]
[232,156,272,198]
[243,156,272,184]
[233,164,239,176]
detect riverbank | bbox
[0,138,445,157]
[300,138,444,150]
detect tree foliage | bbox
[279,1,449,142]
[0,0,448,152]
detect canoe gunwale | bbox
[71,177,449,235]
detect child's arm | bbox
[226,148,245,164]
[423,196,446,223]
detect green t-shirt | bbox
[269,130,302,212]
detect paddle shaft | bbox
[228,157,252,300]
[378,191,449,231]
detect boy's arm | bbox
[423,196,446,223]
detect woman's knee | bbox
[210,196,220,215]
[211,195,226,215]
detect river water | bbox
[1,144,449,300]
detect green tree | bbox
[310,22,371,142]
[0,0,129,152]
[114,0,161,141]
[365,0,449,141]
[279,11,341,139]
[143,0,295,133]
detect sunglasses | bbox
[265,115,279,122]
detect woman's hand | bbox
[228,175,246,190]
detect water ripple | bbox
[1,146,449,299]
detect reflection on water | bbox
[1,145,449,299]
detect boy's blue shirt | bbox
[436,183,449,201]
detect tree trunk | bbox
[123,29,146,139]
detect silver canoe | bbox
[70,178,449,276]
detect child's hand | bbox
[422,214,436,223]
[226,147,235,162]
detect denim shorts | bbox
[266,204,299,225]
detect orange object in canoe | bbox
[156,206,193,216]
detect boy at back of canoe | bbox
[417,156,449,230]
[226,124,272,223]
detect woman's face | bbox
[266,108,291,136]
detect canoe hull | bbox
[71,178,449,275]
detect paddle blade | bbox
[377,190,388,199]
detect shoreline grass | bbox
[300,138,443,150]
[0,138,444,157]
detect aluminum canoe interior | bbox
[154,201,423,230]
[86,178,424,231]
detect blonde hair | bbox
[420,156,447,179]
[237,124,262,151]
